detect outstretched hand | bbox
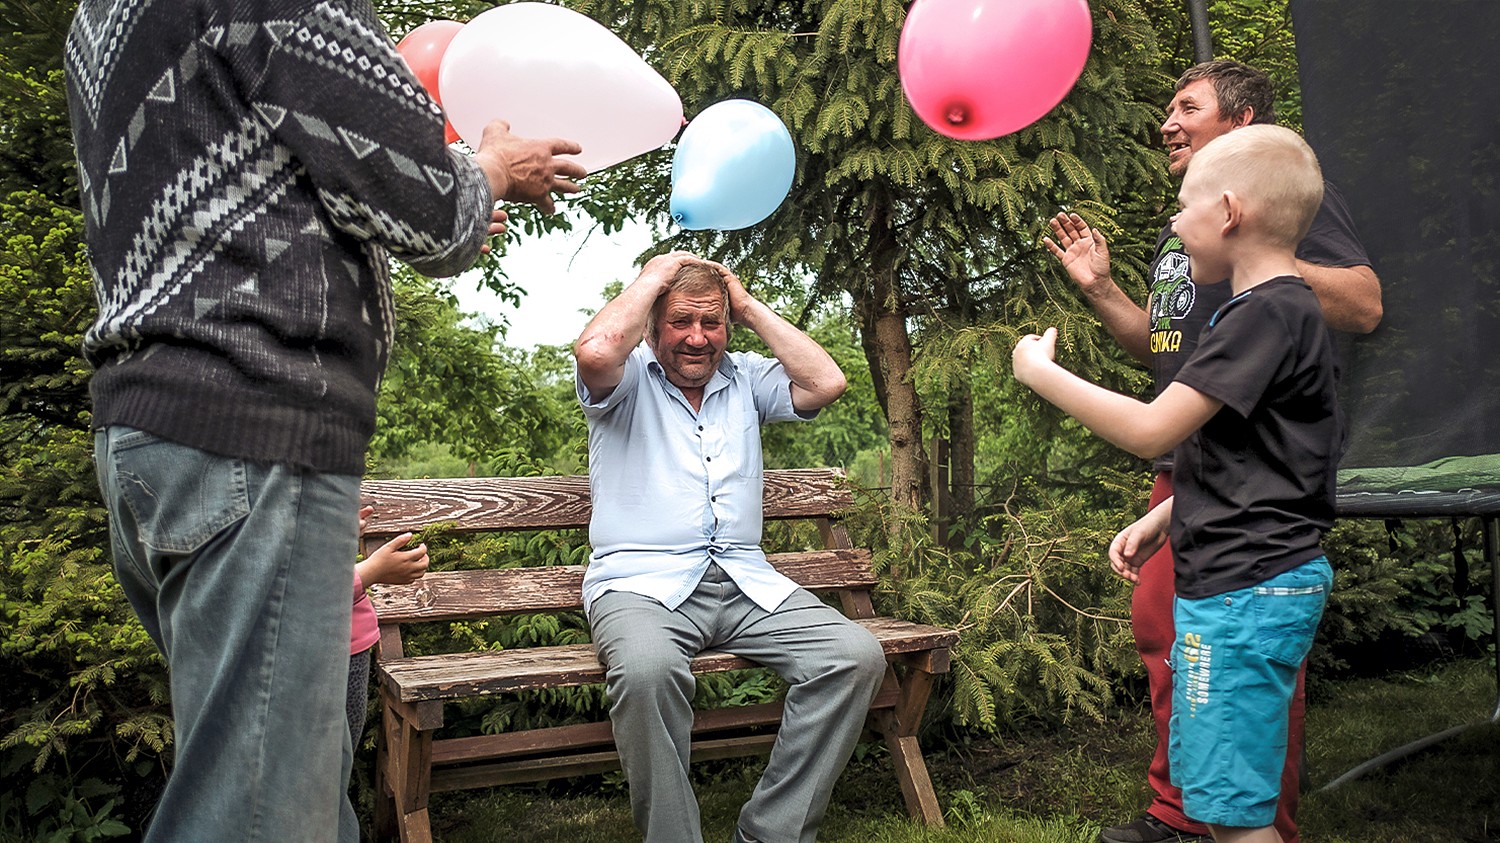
[1011,326,1058,387]
[473,120,587,215]
[1044,212,1113,294]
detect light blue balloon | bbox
[670,100,795,231]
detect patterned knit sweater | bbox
[65,0,492,474]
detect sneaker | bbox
[1099,814,1213,843]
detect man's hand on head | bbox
[634,251,700,296]
[706,260,755,322]
[472,120,586,215]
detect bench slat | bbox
[369,548,878,622]
[429,734,783,792]
[378,617,960,703]
[360,468,852,536]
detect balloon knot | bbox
[945,105,968,126]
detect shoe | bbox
[732,828,758,843]
[1099,814,1212,843]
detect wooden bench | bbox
[359,468,959,842]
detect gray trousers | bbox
[590,564,887,843]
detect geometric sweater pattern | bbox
[65,0,492,474]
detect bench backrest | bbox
[359,468,870,628]
[360,468,852,535]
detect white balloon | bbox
[440,3,684,173]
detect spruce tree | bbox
[574,0,1174,512]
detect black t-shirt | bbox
[1168,277,1344,599]
[1146,181,1370,471]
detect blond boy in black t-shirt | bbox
[1013,124,1340,843]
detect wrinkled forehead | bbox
[661,289,727,320]
[1169,78,1220,113]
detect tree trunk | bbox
[948,373,975,518]
[854,196,927,512]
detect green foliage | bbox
[1208,0,1302,129]
[372,269,588,475]
[1315,517,1495,677]
[1,191,91,428]
[846,477,1141,734]
[0,187,171,834]
[0,775,130,843]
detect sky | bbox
[448,216,658,349]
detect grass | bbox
[418,657,1498,842]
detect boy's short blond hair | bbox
[1183,124,1324,247]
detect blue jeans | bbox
[95,426,360,842]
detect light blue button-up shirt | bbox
[576,344,814,616]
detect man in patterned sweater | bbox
[65,1,585,839]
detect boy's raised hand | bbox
[1011,326,1059,387]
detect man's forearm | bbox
[574,279,660,389]
[1298,262,1382,333]
[1083,281,1152,364]
[735,300,845,410]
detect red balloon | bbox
[397,20,465,143]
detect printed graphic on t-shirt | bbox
[1147,235,1194,356]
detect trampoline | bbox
[1291,0,1500,785]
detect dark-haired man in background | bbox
[1044,60,1381,843]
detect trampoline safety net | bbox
[1291,0,1500,516]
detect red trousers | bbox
[1136,474,1305,840]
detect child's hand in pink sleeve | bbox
[359,533,430,587]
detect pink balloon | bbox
[440,3,684,173]
[899,0,1092,140]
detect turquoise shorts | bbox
[1169,557,1332,828]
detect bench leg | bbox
[874,667,945,826]
[381,703,435,843]
[373,706,399,842]
[396,808,434,843]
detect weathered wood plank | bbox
[379,617,960,703]
[368,548,879,622]
[429,685,901,767]
[359,468,852,536]
[429,734,782,792]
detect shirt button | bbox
[698,425,704,431]
[711,495,717,502]
[706,457,712,462]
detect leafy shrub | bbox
[848,474,1143,735]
